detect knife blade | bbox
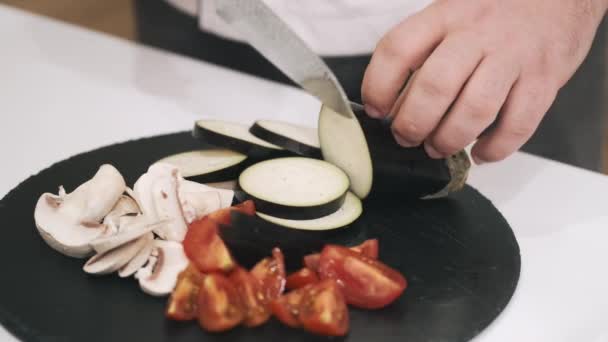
[214,0,356,118]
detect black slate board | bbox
[0,131,520,342]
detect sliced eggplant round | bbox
[156,149,247,183]
[318,105,471,200]
[249,120,321,158]
[256,191,362,231]
[193,120,288,159]
[237,157,349,220]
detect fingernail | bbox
[364,104,384,118]
[393,133,417,147]
[472,155,487,165]
[424,143,443,159]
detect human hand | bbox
[361,0,608,164]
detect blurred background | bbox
[2,0,607,174]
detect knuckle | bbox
[376,33,407,60]
[392,117,426,143]
[416,72,451,99]
[461,94,497,122]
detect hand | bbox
[361,0,608,164]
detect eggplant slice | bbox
[193,120,290,159]
[220,211,355,269]
[249,120,322,158]
[318,105,470,200]
[256,191,362,231]
[156,149,247,184]
[236,157,349,220]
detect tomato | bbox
[197,273,245,332]
[303,239,379,273]
[208,200,256,226]
[349,239,379,259]
[303,253,321,272]
[229,267,271,327]
[166,264,205,321]
[271,280,349,336]
[183,217,236,273]
[286,268,319,290]
[299,279,349,337]
[318,245,407,309]
[251,247,286,301]
[270,285,307,328]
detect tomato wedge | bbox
[349,239,379,259]
[270,284,308,328]
[197,273,245,332]
[166,264,205,321]
[251,247,286,301]
[208,200,256,226]
[229,267,271,327]
[303,253,321,272]
[272,280,349,336]
[299,279,349,337]
[303,239,379,273]
[286,267,319,290]
[318,245,407,309]
[183,217,236,273]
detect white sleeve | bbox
[167,0,434,56]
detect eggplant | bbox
[249,120,322,158]
[156,149,247,184]
[236,157,350,220]
[219,211,355,269]
[256,192,362,231]
[318,105,470,200]
[193,120,292,159]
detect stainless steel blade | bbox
[215,0,354,118]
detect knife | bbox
[214,0,359,118]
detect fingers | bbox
[471,77,558,163]
[390,32,484,147]
[361,4,446,118]
[424,54,520,158]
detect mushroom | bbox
[178,187,222,224]
[135,240,189,296]
[118,236,155,278]
[179,179,234,209]
[89,215,167,254]
[83,232,153,275]
[102,195,140,228]
[151,171,188,241]
[34,164,126,258]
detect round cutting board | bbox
[0,131,520,342]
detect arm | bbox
[361,0,608,164]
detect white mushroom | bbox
[118,236,155,278]
[83,232,153,275]
[89,215,167,254]
[151,171,188,241]
[135,240,189,297]
[34,164,126,258]
[102,195,140,228]
[179,179,234,209]
[179,189,222,224]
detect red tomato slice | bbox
[286,267,319,290]
[229,267,271,327]
[208,200,256,226]
[166,264,205,321]
[318,245,407,309]
[303,239,378,273]
[303,253,321,272]
[183,217,236,273]
[270,284,308,328]
[350,239,379,259]
[251,247,286,301]
[299,279,349,337]
[197,273,245,332]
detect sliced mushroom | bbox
[34,164,126,258]
[103,195,140,227]
[206,180,238,191]
[89,215,166,254]
[179,190,222,224]
[135,240,189,297]
[83,232,153,275]
[179,179,234,209]
[118,235,155,278]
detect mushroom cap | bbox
[34,165,126,258]
[136,240,189,297]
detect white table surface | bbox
[2,5,608,342]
